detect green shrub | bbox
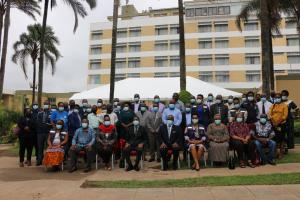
[179,90,192,105]
[0,105,21,144]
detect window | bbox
[155,25,168,35]
[245,37,260,47]
[117,29,127,38]
[127,73,140,78]
[195,7,207,16]
[287,52,300,64]
[286,18,297,29]
[170,24,179,34]
[245,53,260,65]
[155,40,168,50]
[215,54,229,65]
[90,45,101,55]
[116,43,127,53]
[215,38,229,48]
[128,42,141,52]
[115,58,126,68]
[89,59,101,70]
[198,39,212,49]
[170,40,179,50]
[154,72,168,77]
[244,21,259,31]
[89,75,101,84]
[48,98,56,105]
[287,35,299,46]
[246,71,261,82]
[170,56,180,66]
[214,22,228,32]
[185,8,195,17]
[215,71,229,82]
[169,72,180,77]
[218,6,230,15]
[208,7,217,16]
[129,27,141,37]
[128,58,140,68]
[155,56,168,67]
[115,74,126,82]
[198,55,212,66]
[91,31,102,40]
[199,71,213,82]
[198,23,212,32]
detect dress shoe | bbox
[134,164,140,171]
[126,165,134,171]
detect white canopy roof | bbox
[70,76,241,104]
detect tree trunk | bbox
[38,0,49,107]
[268,28,275,90]
[0,0,10,100]
[32,59,37,105]
[0,13,4,56]
[109,0,119,103]
[178,0,186,91]
[260,0,271,96]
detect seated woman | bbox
[43,120,68,171]
[97,115,117,170]
[229,113,256,168]
[184,114,208,171]
[207,114,230,165]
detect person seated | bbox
[184,114,208,171]
[207,114,230,165]
[159,115,182,171]
[123,116,147,171]
[43,120,68,171]
[97,115,117,170]
[252,114,276,165]
[68,119,95,173]
[229,113,256,168]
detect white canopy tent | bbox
[70,76,241,104]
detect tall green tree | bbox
[0,0,40,100]
[37,0,96,106]
[178,0,186,91]
[12,24,60,104]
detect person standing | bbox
[256,93,273,119]
[205,93,214,109]
[209,95,228,125]
[150,95,165,114]
[193,94,211,129]
[226,95,234,110]
[31,102,39,162]
[67,104,81,153]
[242,91,259,131]
[87,105,101,135]
[131,94,141,113]
[162,100,182,126]
[96,99,103,115]
[50,102,69,131]
[172,93,185,112]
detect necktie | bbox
[262,102,266,114]
[168,127,172,139]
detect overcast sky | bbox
[5,0,178,93]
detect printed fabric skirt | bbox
[43,147,65,167]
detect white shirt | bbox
[256,101,273,119]
[53,133,60,145]
[99,112,119,125]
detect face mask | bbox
[116,106,121,110]
[123,106,129,111]
[82,103,88,107]
[196,99,202,104]
[153,107,159,112]
[56,124,63,130]
[190,99,196,104]
[236,118,243,123]
[192,119,198,124]
[275,98,281,104]
[234,104,240,109]
[216,99,222,104]
[169,104,175,110]
[215,120,221,125]
[33,105,38,110]
[58,107,64,112]
[167,120,174,126]
[260,118,267,124]
[261,97,267,102]
[133,120,139,126]
[242,98,247,102]
[104,121,111,126]
[141,107,146,112]
[82,123,88,128]
[228,99,233,104]
[74,109,79,113]
[86,108,92,113]
[97,103,102,107]
[185,108,191,113]
[154,98,160,103]
[282,96,288,101]
[113,102,118,106]
[134,98,139,102]
[43,105,49,110]
[51,109,56,112]
[208,96,213,101]
[248,96,254,101]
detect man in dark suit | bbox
[68,104,81,152]
[159,115,182,171]
[124,116,147,171]
[131,94,141,113]
[209,95,228,125]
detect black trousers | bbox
[230,139,255,161]
[19,136,34,163]
[37,134,48,164]
[69,147,93,169]
[160,146,180,169]
[123,144,143,166]
[98,145,113,164]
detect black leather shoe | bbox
[156,158,161,163]
[268,160,276,166]
[134,164,140,171]
[126,165,134,171]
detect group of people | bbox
[16,90,299,172]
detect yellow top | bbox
[268,103,288,126]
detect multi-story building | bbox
[87,0,300,91]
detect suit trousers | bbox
[148,132,161,159]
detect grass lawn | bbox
[82,172,300,188]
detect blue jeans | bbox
[254,139,276,163]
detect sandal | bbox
[239,161,246,168]
[248,161,255,168]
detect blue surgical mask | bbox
[104,121,111,126]
[282,96,288,101]
[82,103,88,107]
[208,96,213,101]
[248,96,254,101]
[56,124,63,130]
[123,106,129,111]
[234,104,240,109]
[236,118,243,123]
[82,123,88,128]
[141,107,146,112]
[216,99,222,104]
[153,107,159,112]
[242,98,247,102]
[196,99,202,104]
[133,120,139,126]
[190,99,196,104]
[74,109,79,113]
[97,103,102,107]
[33,105,38,110]
[215,120,221,125]
[261,97,267,102]
[58,107,64,112]
[134,98,139,102]
[43,105,49,110]
[51,109,56,112]
[228,99,233,104]
[185,108,191,113]
[86,108,92,113]
[169,104,175,110]
[167,120,174,126]
[154,98,160,103]
[260,118,267,124]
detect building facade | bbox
[87,0,300,91]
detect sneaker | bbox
[68,167,77,173]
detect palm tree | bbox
[0,0,40,100]
[37,0,97,106]
[12,24,60,104]
[109,0,119,103]
[178,0,186,91]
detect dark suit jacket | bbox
[68,112,81,137]
[36,110,51,135]
[158,124,182,147]
[191,104,211,127]
[209,103,228,125]
[126,125,147,146]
